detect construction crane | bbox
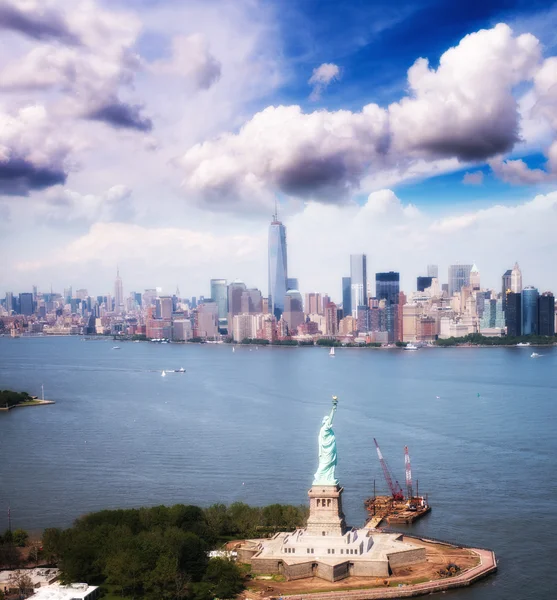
[404,446,413,499]
[373,438,404,501]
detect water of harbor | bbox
[0,336,556,598]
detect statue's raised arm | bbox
[313,396,339,486]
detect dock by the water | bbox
[0,400,56,411]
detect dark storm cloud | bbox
[0,3,80,44]
[0,158,67,196]
[87,101,153,132]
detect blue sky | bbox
[1,0,557,297]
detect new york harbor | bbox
[1,1,557,600]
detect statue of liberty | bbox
[313,396,339,485]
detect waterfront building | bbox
[505,292,522,336]
[538,292,555,336]
[502,269,512,311]
[342,277,351,317]
[308,313,326,333]
[114,268,124,313]
[511,262,522,293]
[325,302,338,336]
[287,277,299,291]
[232,313,256,341]
[350,254,367,318]
[258,314,277,341]
[268,211,288,319]
[417,276,433,292]
[521,286,539,335]
[172,319,192,341]
[480,299,505,330]
[305,293,321,316]
[283,290,304,334]
[448,264,472,297]
[210,279,228,319]
[227,280,247,321]
[356,305,370,333]
[19,292,34,316]
[402,304,419,342]
[376,272,400,305]
[417,316,437,341]
[195,301,219,339]
[339,315,356,335]
[470,264,480,290]
[427,264,438,278]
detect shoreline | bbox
[0,399,55,411]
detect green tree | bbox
[12,529,29,547]
[195,558,244,600]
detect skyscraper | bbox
[502,269,512,311]
[268,211,288,320]
[376,272,400,305]
[342,277,351,317]
[521,286,539,335]
[19,293,34,316]
[417,276,433,292]
[469,264,480,290]
[350,254,367,317]
[538,292,555,336]
[286,278,299,291]
[114,267,123,313]
[228,280,247,321]
[448,264,472,296]
[241,289,263,314]
[210,279,228,319]
[505,292,521,336]
[427,264,438,278]
[5,292,13,314]
[283,290,304,334]
[511,262,522,293]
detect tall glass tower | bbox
[114,267,123,313]
[350,254,367,317]
[210,279,228,319]
[521,286,539,335]
[268,211,288,320]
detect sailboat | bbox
[329,347,335,357]
[232,347,235,353]
[161,370,166,377]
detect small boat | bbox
[161,370,166,377]
[404,343,418,351]
[531,352,540,358]
[112,346,121,350]
[517,342,531,347]
[174,368,185,373]
[329,347,335,357]
[232,347,235,353]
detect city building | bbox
[5,292,13,314]
[375,272,400,305]
[427,264,438,278]
[241,288,263,314]
[114,268,123,313]
[502,269,512,311]
[417,276,433,292]
[287,277,299,291]
[172,319,192,341]
[283,290,304,334]
[521,286,539,335]
[195,301,219,338]
[342,276,351,317]
[469,264,480,290]
[305,293,321,315]
[538,292,555,336]
[505,292,522,336]
[479,299,505,331]
[155,296,173,320]
[268,211,288,319]
[448,264,472,297]
[228,280,247,321]
[325,302,338,336]
[19,292,34,316]
[511,262,522,293]
[350,254,367,318]
[210,279,228,319]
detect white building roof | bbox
[32,583,98,600]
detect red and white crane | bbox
[404,445,413,499]
[374,438,404,501]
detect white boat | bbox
[232,347,235,353]
[329,347,335,357]
[112,346,120,350]
[517,342,531,347]
[175,367,185,373]
[161,370,166,377]
[531,352,540,358]
[404,343,418,350]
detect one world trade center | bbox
[268,210,288,320]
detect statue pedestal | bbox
[306,484,347,536]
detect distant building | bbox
[417,276,433,292]
[114,268,124,313]
[210,279,228,319]
[538,292,555,336]
[502,269,512,311]
[227,280,247,321]
[5,292,13,314]
[195,301,219,339]
[342,276,351,317]
[268,212,288,319]
[522,286,539,335]
[469,264,480,290]
[232,313,255,342]
[143,289,157,307]
[427,264,438,278]
[305,293,321,315]
[350,254,367,318]
[283,290,304,334]
[19,292,34,316]
[505,292,522,336]
[448,264,472,297]
[241,288,263,314]
[156,296,173,320]
[511,262,522,293]
[480,299,505,330]
[286,277,299,291]
[324,302,338,336]
[172,319,192,341]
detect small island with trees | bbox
[0,390,55,411]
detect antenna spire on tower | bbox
[273,198,278,222]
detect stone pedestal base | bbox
[306,484,346,536]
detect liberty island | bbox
[239,396,496,593]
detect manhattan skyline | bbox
[2,1,557,295]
